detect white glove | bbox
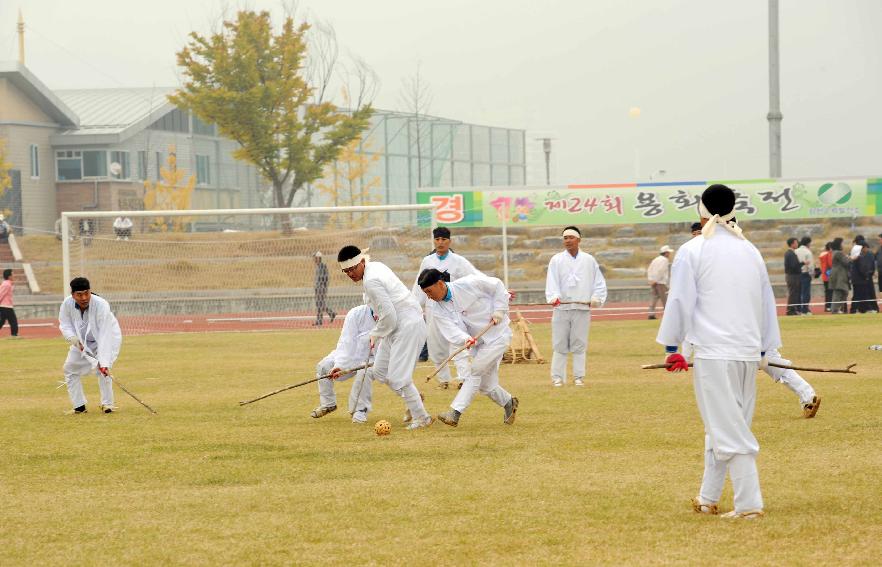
[491,311,504,324]
[65,335,81,349]
[589,296,602,308]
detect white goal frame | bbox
[61,204,437,292]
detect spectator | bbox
[783,237,801,316]
[876,233,882,294]
[0,214,9,243]
[646,245,673,320]
[0,268,18,338]
[850,235,866,260]
[113,216,133,240]
[79,219,93,247]
[818,242,833,312]
[795,236,814,314]
[312,251,336,326]
[852,243,878,313]
[690,222,702,237]
[829,238,850,314]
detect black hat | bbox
[70,277,90,292]
[418,268,445,288]
[432,227,451,239]
[701,184,736,216]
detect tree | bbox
[0,138,12,220]
[142,145,196,232]
[399,63,433,188]
[170,10,373,228]
[314,135,381,228]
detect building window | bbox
[110,151,131,179]
[149,109,190,133]
[196,155,211,185]
[29,144,39,178]
[155,151,163,179]
[137,151,147,180]
[56,150,83,181]
[192,115,216,136]
[83,150,107,177]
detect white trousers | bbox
[693,358,763,512]
[372,309,429,421]
[316,355,373,414]
[427,310,469,383]
[449,339,512,414]
[763,349,815,405]
[63,347,114,409]
[550,309,591,382]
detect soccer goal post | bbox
[61,204,436,335]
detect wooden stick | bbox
[80,350,157,414]
[239,363,373,406]
[518,310,546,363]
[641,362,857,374]
[425,320,496,383]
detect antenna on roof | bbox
[17,9,25,65]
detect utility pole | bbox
[537,138,552,185]
[767,0,782,178]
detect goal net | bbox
[61,205,435,335]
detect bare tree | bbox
[399,63,433,187]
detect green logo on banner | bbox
[817,182,852,206]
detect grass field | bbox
[1,316,881,565]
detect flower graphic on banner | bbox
[512,197,535,222]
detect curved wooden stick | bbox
[641,362,858,374]
[239,363,373,406]
[425,320,496,383]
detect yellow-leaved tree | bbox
[315,135,381,228]
[142,145,196,231]
[0,138,12,220]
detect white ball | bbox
[109,162,122,176]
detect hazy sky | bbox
[1,0,880,184]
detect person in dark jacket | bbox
[313,251,336,326]
[783,238,801,316]
[852,243,878,313]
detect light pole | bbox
[629,107,641,179]
[535,137,553,185]
[767,0,783,178]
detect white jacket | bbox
[647,255,671,285]
[362,261,421,338]
[545,250,608,310]
[427,274,512,347]
[656,229,781,360]
[58,294,122,368]
[326,304,375,370]
[412,251,479,308]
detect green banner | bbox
[418,178,872,228]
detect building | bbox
[0,61,526,234]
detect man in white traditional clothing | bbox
[311,303,377,423]
[58,277,123,414]
[418,268,518,427]
[545,226,608,387]
[658,184,781,520]
[412,226,479,389]
[682,225,821,419]
[336,245,433,430]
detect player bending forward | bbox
[311,303,377,423]
[658,184,780,520]
[58,277,122,414]
[419,268,518,427]
[336,245,433,430]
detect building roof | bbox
[50,87,177,145]
[0,61,79,127]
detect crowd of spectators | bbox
[786,232,881,315]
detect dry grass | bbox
[1,315,881,564]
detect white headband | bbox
[698,201,744,240]
[339,248,370,270]
[562,229,581,238]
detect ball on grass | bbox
[374,420,391,436]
